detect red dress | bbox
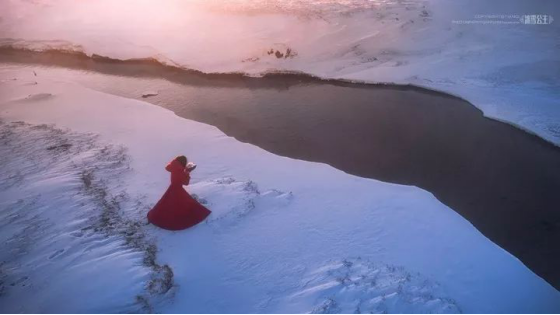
[147,159,211,230]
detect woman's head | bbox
[175,155,188,167]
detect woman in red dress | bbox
[147,155,211,230]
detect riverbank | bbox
[2,51,560,290]
[1,67,559,313]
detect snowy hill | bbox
[1,0,559,146]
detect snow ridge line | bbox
[0,120,173,312]
[71,129,175,312]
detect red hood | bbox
[166,159,185,173]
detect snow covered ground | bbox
[1,68,560,313]
[1,0,559,145]
[0,120,156,313]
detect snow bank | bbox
[0,120,153,312]
[1,0,559,145]
[1,68,559,313]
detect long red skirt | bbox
[147,184,211,230]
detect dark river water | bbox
[1,49,560,289]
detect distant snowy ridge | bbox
[1,0,559,144]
